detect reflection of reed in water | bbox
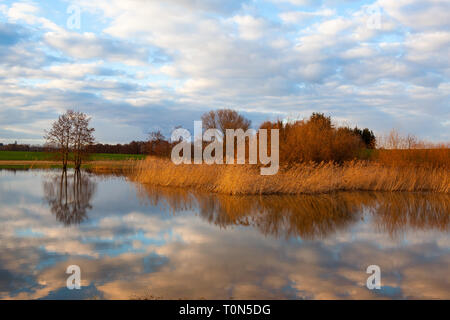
[368,192,450,237]
[43,170,97,225]
[196,194,364,240]
[135,184,450,240]
[135,185,360,239]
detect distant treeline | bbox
[86,141,147,154]
[0,139,173,157]
[0,143,45,152]
[85,139,173,156]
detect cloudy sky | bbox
[0,0,449,144]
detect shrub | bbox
[260,113,363,164]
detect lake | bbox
[0,169,449,299]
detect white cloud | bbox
[280,8,335,24]
[233,15,269,40]
[7,2,62,32]
[378,0,450,30]
[43,31,150,65]
[271,0,313,6]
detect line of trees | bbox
[198,109,376,164]
[0,142,46,152]
[41,109,378,166]
[86,141,147,154]
[142,109,377,164]
[1,108,442,173]
[87,132,173,156]
[1,139,171,156]
[15,108,434,167]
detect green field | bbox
[89,153,146,161]
[0,151,146,161]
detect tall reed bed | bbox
[374,148,450,168]
[131,157,450,195]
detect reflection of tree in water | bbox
[135,184,450,240]
[43,170,97,225]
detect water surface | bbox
[0,169,449,299]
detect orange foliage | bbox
[260,113,363,164]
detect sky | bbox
[0,0,449,144]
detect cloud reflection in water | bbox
[0,170,448,299]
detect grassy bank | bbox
[0,151,146,161]
[0,160,139,171]
[0,151,145,169]
[132,157,450,194]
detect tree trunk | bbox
[62,151,68,171]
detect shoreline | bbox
[0,160,137,171]
[2,158,449,195]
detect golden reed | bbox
[131,157,450,195]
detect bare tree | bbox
[201,109,252,162]
[201,109,251,133]
[70,111,95,170]
[44,110,95,170]
[148,130,165,142]
[386,129,401,149]
[405,134,418,149]
[44,111,72,170]
[381,129,419,150]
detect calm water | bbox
[0,169,449,299]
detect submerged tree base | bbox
[131,157,450,194]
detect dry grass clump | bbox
[132,157,449,195]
